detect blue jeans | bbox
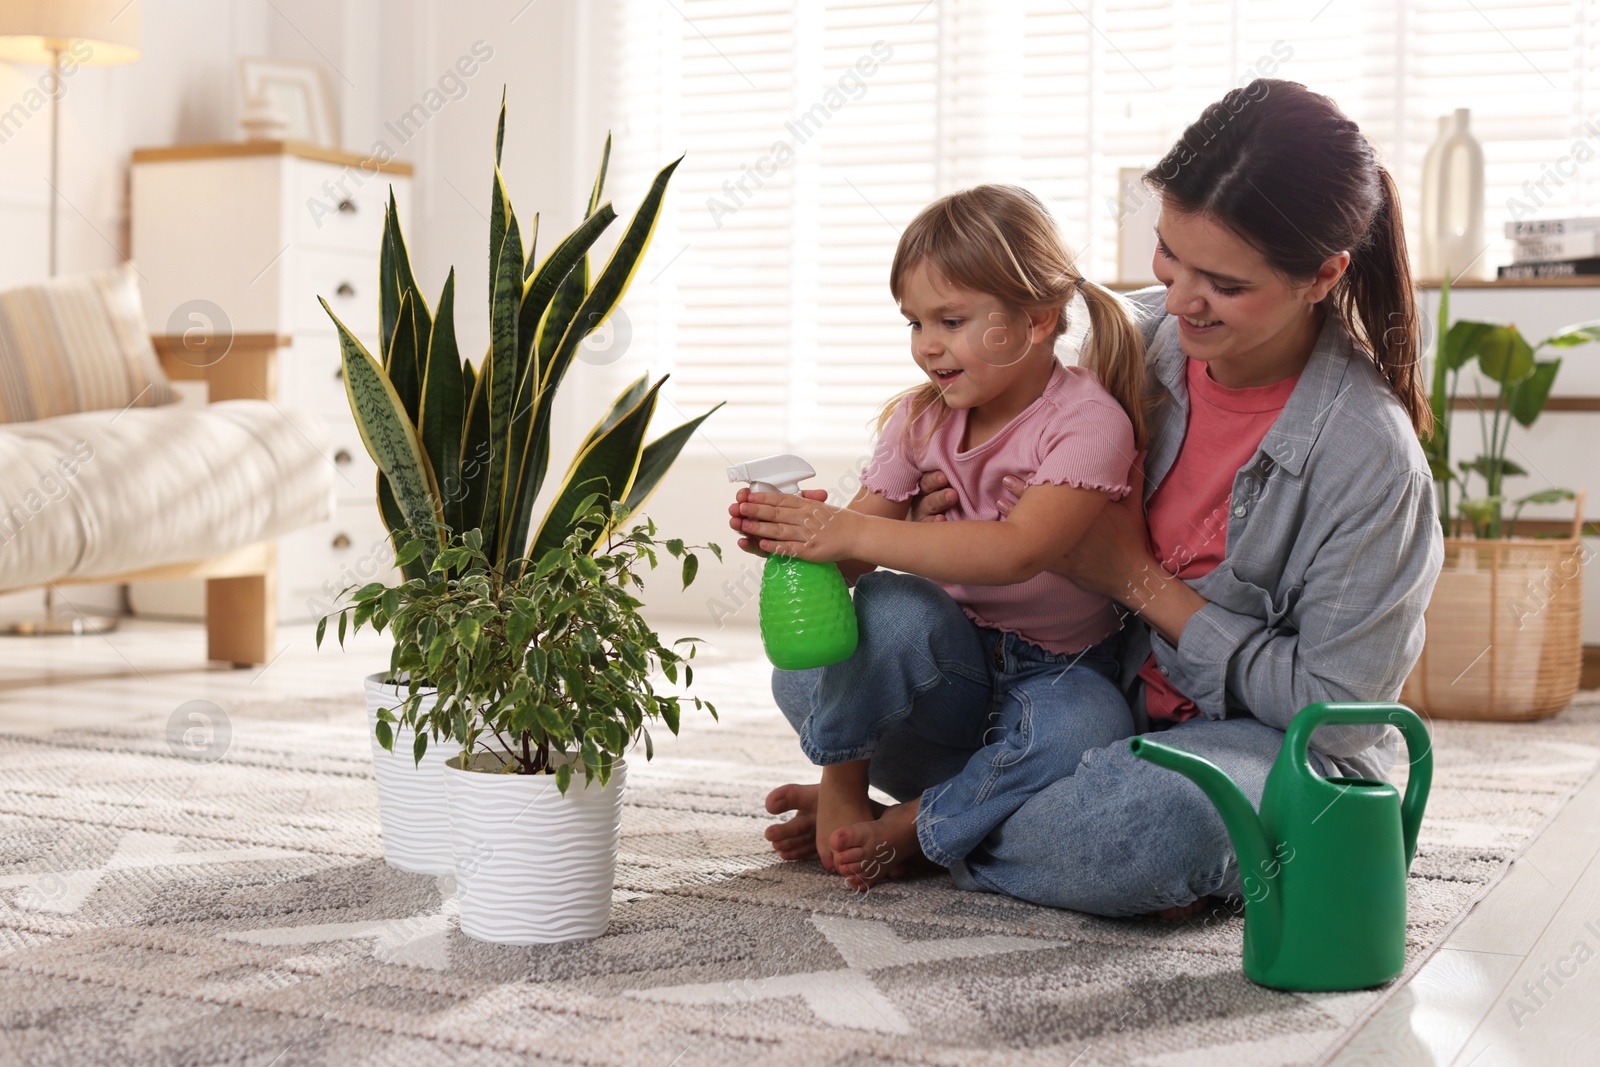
[772,570,1341,917]
[773,570,1135,868]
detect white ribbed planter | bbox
[443,751,626,945]
[364,672,455,875]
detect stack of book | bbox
[1499,218,1600,279]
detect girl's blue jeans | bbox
[773,570,1135,870]
[771,569,1339,917]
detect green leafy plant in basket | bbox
[322,498,720,791]
[1422,276,1600,539]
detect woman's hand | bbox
[732,491,863,563]
[907,469,959,522]
[996,468,1155,601]
[729,486,829,557]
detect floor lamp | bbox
[0,0,140,635]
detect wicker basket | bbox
[1401,498,1586,721]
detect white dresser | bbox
[130,141,412,623]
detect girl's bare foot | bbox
[764,784,822,861]
[831,799,936,891]
[816,763,876,873]
[764,783,889,864]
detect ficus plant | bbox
[1422,276,1599,539]
[319,496,721,792]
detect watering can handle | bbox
[1282,702,1433,869]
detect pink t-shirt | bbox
[1139,356,1300,721]
[860,359,1136,655]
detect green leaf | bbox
[456,616,480,650]
[542,156,683,401]
[578,374,652,456]
[528,379,668,562]
[420,269,465,537]
[459,357,494,558]
[375,718,393,752]
[487,209,524,559]
[556,761,572,794]
[1515,488,1576,507]
[315,614,328,648]
[412,731,428,766]
[1476,326,1536,385]
[622,402,726,516]
[1538,321,1600,349]
[1442,320,1497,372]
[325,300,442,569]
[1459,456,1528,480]
[1510,359,1561,427]
[681,553,698,589]
[661,698,680,735]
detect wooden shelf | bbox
[1417,276,1600,289]
[1450,396,1600,412]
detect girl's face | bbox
[1151,202,1347,381]
[898,261,1056,411]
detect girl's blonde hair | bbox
[875,184,1147,452]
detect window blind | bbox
[602,0,1600,458]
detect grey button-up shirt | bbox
[1113,288,1444,782]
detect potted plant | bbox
[1405,277,1597,720]
[318,94,722,874]
[327,500,718,943]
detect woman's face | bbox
[1150,202,1347,381]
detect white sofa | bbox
[0,267,333,665]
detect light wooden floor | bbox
[1,619,1596,1065]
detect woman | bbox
[736,79,1443,917]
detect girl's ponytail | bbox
[1076,279,1148,450]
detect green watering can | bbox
[1129,702,1433,992]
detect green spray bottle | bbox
[728,455,859,670]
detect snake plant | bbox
[320,95,720,578]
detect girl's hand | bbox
[998,468,1156,600]
[908,469,959,522]
[729,487,829,557]
[734,491,862,563]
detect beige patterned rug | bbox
[2,645,1598,1066]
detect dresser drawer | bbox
[295,248,381,336]
[285,329,378,418]
[291,160,410,252]
[279,503,398,622]
[319,412,380,501]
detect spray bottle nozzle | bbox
[727,454,817,496]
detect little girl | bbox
[729,185,1147,888]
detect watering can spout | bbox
[1128,737,1284,960]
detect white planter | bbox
[363,672,455,875]
[443,751,627,945]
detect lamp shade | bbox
[0,0,140,66]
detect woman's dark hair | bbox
[1144,79,1430,436]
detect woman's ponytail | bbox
[1076,279,1148,450]
[1336,169,1431,437]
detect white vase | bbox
[1418,115,1451,278]
[443,751,627,945]
[363,672,455,875]
[1426,108,1488,281]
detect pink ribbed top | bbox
[860,360,1137,655]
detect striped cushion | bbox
[0,263,178,423]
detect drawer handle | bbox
[335,282,356,298]
[334,448,353,465]
[332,533,352,550]
[334,364,344,382]
[337,199,357,214]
